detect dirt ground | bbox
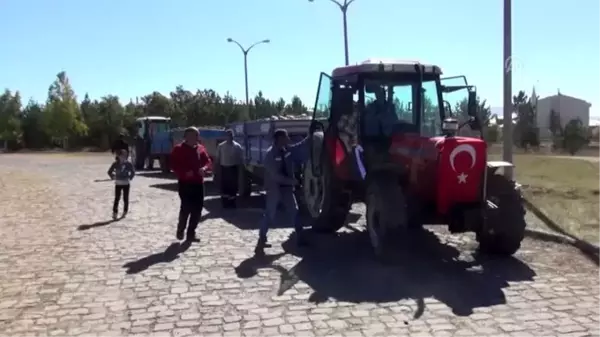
[0,153,598,337]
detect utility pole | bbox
[503,0,513,179]
[309,0,356,65]
[226,38,270,120]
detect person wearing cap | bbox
[255,128,309,256]
[111,133,129,160]
[214,129,244,208]
[169,127,212,242]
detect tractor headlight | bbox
[442,118,459,133]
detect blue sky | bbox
[1,0,598,116]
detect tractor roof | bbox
[332,59,443,78]
[136,116,170,122]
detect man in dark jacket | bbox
[255,129,309,256]
[170,127,212,242]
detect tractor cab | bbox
[307,59,479,184]
[132,116,171,170]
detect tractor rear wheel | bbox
[476,173,526,256]
[303,155,350,234]
[366,174,407,259]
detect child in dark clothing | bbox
[107,149,135,219]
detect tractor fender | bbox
[486,160,514,176]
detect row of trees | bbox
[0,72,310,150]
[0,72,590,154]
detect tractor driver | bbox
[363,83,398,138]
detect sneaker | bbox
[176,228,184,241]
[186,234,200,243]
[256,237,272,249]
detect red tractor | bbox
[302,59,526,258]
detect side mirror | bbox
[443,101,452,116]
[467,91,477,117]
[309,120,324,134]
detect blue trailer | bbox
[147,125,228,173]
[228,116,312,197]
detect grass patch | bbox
[490,154,599,243]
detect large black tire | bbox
[132,147,145,171]
[239,169,252,198]
[159,155,170,174]
[303,147,350,234]
[366,173,407,258]
[476,173,526,256]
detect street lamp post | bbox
[227,38,270,120]
[309,0,356,66]
[502,0,513,179]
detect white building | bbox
[536,93,591,139]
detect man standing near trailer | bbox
[214,129,244,208]
[255,129,309,256]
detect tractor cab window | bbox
[313,73,332,120]
[362,80,416,138]
[136,120,145,139]
[421,79,442,136]
[151,121,170,134]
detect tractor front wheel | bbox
[366,174,407,259]
[303,156,350,234]
[476,173,526,256]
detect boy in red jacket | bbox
[170,127,212,242]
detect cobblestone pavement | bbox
[0,154,598,337]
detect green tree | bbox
[20,100,48,148]
[44,72,87,148]
[563,118,588,155]
[513,91,539,149]
[0,89,23,149]
[3,70,313,151]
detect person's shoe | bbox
[256,237,272,249]
[112,212,118,220]
[254,245,265,257]
[186,233,200,243]
[122,211,128,218]
[176,227,184,241]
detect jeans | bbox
[177,182,205,237]
[258,186,303,241]
[113,184,130,214]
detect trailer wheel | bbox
[159,155,170,174]
[239,169,252,198]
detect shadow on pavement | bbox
[523,197,599,266]
[136,171,176,180]
[149,179,221,197]
[235,253,287,279]
[78,217,123,231]
[261,228,536,317]
[122,241,192,274]
[201,194,362,231]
